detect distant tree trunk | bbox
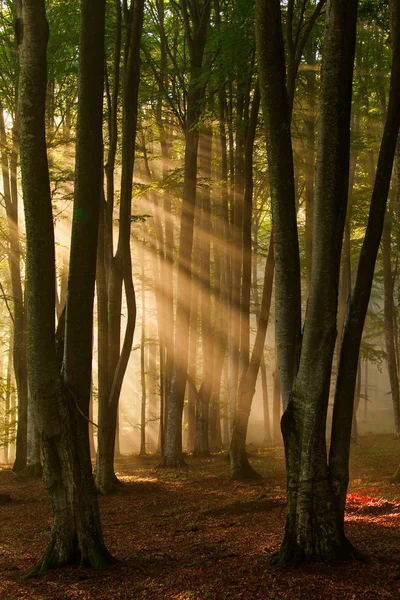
[95,0,143,492]
[0,107,28,474]
[147,322,158,454]
[272,345,281,445]
[140,234,147,456]
[364,360,369,421]
[382,212,400,437]
[161,0,211,467]
[261,358,271,445]
[230,237,274,479]
[186,281,199,453]
[194,128,213,458]
[351,359,361,443]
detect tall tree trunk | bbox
[230,237,274,479]
[95,0,143,492]
[0,107,28,474]
[194,128,213,458]
[258,0,359,563]
[18,0,114,574]
[140,234,147,456]
[382,212,400,436]
[330,0,400,533]
[161,0,211,467]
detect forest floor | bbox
[1,434,400,599]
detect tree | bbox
[160,0,211,467]
[257,0,400,563]
[17,0,114,573]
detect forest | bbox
[1,0,400,597]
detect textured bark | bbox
[330,0,400,532]
[256,0,301,412]
[18,0,114,574]
[24,398,42,478]
[258,0,359,562]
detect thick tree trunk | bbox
[24,397,42,478]
[273,343,281,445]
[256,0,301,412]
[18,0,114,574]
[258,0,359,563]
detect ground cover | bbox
[1,434,400,599]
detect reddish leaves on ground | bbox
[1,434,400,599]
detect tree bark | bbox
[18,0,114,574]
[330,0,400,534]
[258,0,359,563]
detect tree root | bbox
[22,462,43,479]
[25,537,117,578]
[230,453,263,481]
[269,535,366,567]
[157,455,188,468]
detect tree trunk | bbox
[258,0,359,563]
[382,213,400,436]
[24,396,42,477]
[273,344,281,445]
[18,0,114,574]
[95,0,143,492]
[230,237,274,479]
[330,0,400,532]
[0,107,28,474]
[140,234,147,456]
[161,0,211,467]
[194,128,213,458]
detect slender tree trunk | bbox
[95,0,143,492]
[273,344,281,445]
[194,128,213,458]
[230,237,274,479]
[161,0,211,467]
[187,286,198,453]
[330,0,400,531]
[140,234,147,456]
[0,107,28,474]
[382,214,400,436]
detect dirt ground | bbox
[1,434,400,599]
